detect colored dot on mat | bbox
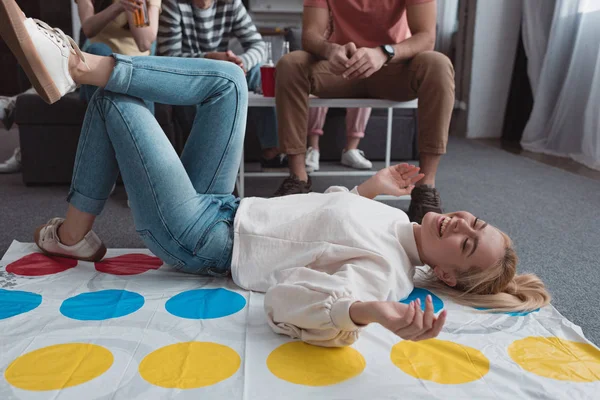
[165,288,246,320]
[95,254,163,275]
[60,289,144,321]
[0,289,42,320]
[6,253,77,276]
[399,288,444,313]
[4,343,113,391]
[139,342,240,389]
[475,307,540,316]
[508,336,600,382]
[267,342,366,386]
[391,339,490,384]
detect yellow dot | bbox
[5,343,113,391]
[509,336,600,382]
[139,342,240,388]
[267,342,366,386]
[391,339,489,384]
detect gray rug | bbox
[1,129,599,345]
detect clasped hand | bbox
[326,42,388,79]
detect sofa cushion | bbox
[15,92,87,125]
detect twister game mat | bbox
[0,241,599,399]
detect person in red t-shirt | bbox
[273,0,454,224]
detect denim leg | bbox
[72,89,225,268]
[246,65,278,150]
[105,55,248,195]
[79,43,113,104]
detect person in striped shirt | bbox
[157,0,287,170]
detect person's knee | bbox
[276,51,312,82]
[414,51,455,84]
[90,88,139,111]
[220,62,248,95]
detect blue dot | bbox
[60,289,144,320]
[399,288,444,313]
[166,288,246,319]
[475,307,540,316]
[0,289,42,319]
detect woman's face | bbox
[418,211,505,286]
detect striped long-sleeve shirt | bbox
[158,0,266,71]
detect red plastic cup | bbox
[260,65,276,97]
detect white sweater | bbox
[231,186,422,347]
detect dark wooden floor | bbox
[477,139,600,181]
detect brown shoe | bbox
[407,185,443,224]
[273,174,312,197]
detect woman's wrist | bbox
[357,177,379,199]
[349,301,376,326]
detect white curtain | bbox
[435,0,459,56]
[521,0,600,171]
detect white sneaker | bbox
[0,147,21,173]
[0,0,87,104]
[34,218,107,262]
[305,147,320,172]
[341,149,373,170]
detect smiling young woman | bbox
[415,211,550,312]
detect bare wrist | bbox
[349,301,375,326]
[323,42,340,60]
[358,178,379,199]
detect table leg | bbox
[386,107,393,168]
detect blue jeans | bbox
[175,64,278,150]
[80,43,155,115]
[68,54,247,275]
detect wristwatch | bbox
[380,44,395,64]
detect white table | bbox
[238,93,419,200]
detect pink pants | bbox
[307,107,372,138]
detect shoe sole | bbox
[0,0,61,104]
[34,224,107,262]
[340,160,372,170]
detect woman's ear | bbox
[433,266,457,287]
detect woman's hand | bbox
[357,163,424,199]
[118,0,142,14]
[350,296,446,341]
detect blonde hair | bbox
[418,231,551,312]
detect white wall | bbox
[466,1,522,138]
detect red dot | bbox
[95,254,163,275]
[6,253,78,276]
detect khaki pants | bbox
[275,50,455,156]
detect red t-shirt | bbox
[304,0,433,48]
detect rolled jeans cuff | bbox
[105,54,134,95]
[67,188,107,216]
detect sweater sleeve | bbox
[264,261,390,347]
[231,0,266,71]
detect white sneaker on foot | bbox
[0,0,87,104]
[34,218,107,262]
[305,147,320,172]
[341,149,372,170]
[0,147,21,173]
